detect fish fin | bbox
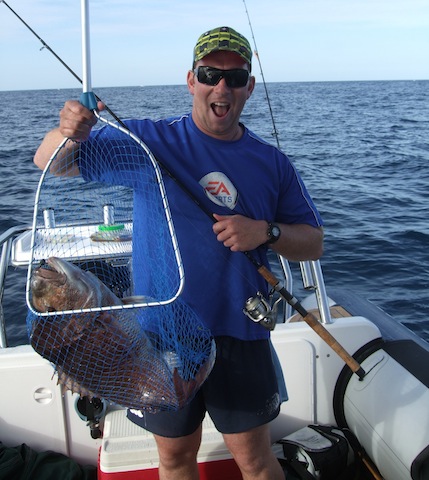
[56,366,98,399]
[172,367,195,409]
[172,342,216,409]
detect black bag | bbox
[0,441,97,480]
[276,425,361,480]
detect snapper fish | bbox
[29,257,215,411]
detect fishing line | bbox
[241,2,366,378]
[10,0,365,379]
[1,0,260,302]
[1,0,123,126]
[242,0,280,149]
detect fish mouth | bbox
[33,258,67,285]
[33,257,103,309]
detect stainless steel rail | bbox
[0,225,30,348]
[300,260,332,324]
[0,226,332,348]
[277,257,332,324]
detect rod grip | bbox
[302,312,364,378]
[257,265,365,379]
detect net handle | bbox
[80,0,97,110]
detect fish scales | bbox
[29,257,215,411]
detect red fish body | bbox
[29,257,215,411]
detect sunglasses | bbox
[194,66,250,88]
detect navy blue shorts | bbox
[127,336,281,437]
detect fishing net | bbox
[26,118,215,412]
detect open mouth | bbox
[37,259,57,274]
[211,102,230,117]
[39,259,55,270]
[34,258,66,283]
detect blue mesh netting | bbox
[26,121,214,411]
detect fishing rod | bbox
[242,0,362,378]
[242,0,280,149]
[1,0,122,125]
[4,0,365,380]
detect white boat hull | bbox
[2,226,429,478]
[337,343,429,480]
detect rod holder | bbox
[43,208,55,228]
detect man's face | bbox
[187,51,255,141]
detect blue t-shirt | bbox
[79,113,322,340]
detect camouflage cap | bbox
[193,26,252,69]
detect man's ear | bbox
[246,75,256,99]
[187,70,196,95]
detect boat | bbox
[1,222,429,480]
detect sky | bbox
[0,0,428,91]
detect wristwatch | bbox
[266,222,281,244]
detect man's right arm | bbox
[33,99,103,176]
[34,127,80,176]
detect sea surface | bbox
[1,80,428,346]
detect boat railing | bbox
[0,226,333,348]
[276,254,294,320]
[278,255,332,325]
[0,225,31,348]
[300,260,333,324]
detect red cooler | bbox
[98,409,241,479]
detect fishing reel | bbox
[243,291,283,331]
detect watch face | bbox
[267,223,281,244]
[272,226,280,238]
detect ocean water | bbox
[1,80,428,346]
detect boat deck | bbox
[289,305,351,322]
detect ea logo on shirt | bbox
[199,172,238,210]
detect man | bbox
[35,26,323,480]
